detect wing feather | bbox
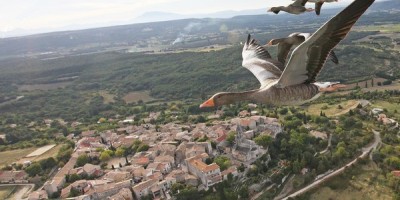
[277,0,374,87]
[242,34,283,87]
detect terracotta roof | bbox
[189,159,219,173]
[81,130,96,137]
[221,166,237,176]
[132,179,157,192]
[135,157,150,166]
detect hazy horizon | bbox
[0,0,380,38]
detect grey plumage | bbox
[200,0,374,108]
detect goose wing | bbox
[242,34,283,87]
[328,50,339,64]
[277,42,293,64]
[276,0,374,87]
[277,33,310,64]
[315,1,324,15]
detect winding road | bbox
[280,130,381,200]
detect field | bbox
[17,81,73,91]
[362,81,400,92]
[123,91,155,104]
[305,162,394,200]
[98,91,115,104]
[0,186,16,200]
[0,148,36,167]
[18,144,62,163]
[306,99,359,117]
[355,24,400,33]
[25,144,56,157]
[370,99,400,120]
[0,144,61,167]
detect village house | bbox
[0,170,28,183]
[108,188,134,200]
[221,166,239,180]
[81,130,96,138]
[185,153,222,188]
[44,153,78,196]
[151,143,177,157]
[132,179,158,200]
[238,110,251,117]
[154,155,175,167]
[377,113,397,126]
[87,180,134,200]
[103,171,132,182]
[146,162,172,175]
[166,169,186,183]
[132,156,150,167]
[28,190,48,200]
[69,163,103,178]
[231,126,266,162]
[60,180,90,198]
[113,135,138,148]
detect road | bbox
[251,183,275,200]
[0,184,35,200]
[315,134,332,156]
[280,130,381,200]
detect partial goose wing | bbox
[291,0,308,6]
[277,42,293,64]
[315,1,324,15]
[276,0,374,87]
[242,34,283,87]
[277,33,310,64]
[328,50,339,64]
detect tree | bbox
[214,156,231,171]
[25,163,42,177]
[171,183,185,194]
[68,174,81,183]
[226,131,236,145]
[99,151,111,162]
[238,186,249,199]
[254,135,272,149]
[76,154,89,167]
[115,147,126,157]
[39,157,57,169]
[137,144,149,152]
[176,187,201,200]
[279,107,288,115]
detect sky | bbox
[0,0,375,37]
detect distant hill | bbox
[132,9,268,23]
[0,0,398,120]
[0,0,398,59]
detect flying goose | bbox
[200,0,374,108]
[267,32,339,65]
[268,0,314,15]
[293,0,339,15]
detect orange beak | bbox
[199,98,215,108]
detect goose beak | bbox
[200,98,215,108]
[267,8,272,12]
[267,40,273,46]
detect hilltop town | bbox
[23,108,282,199]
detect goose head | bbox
[267,7,281,14]
[267,38,285,46]
[200,92,234,108]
